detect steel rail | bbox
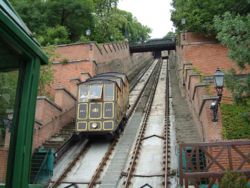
[129,60,153,92]
[163,60,170,188]
[51,140,90,188]
[88,139,118,188]
[123,60,163,187]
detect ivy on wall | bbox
[221,99,250,139]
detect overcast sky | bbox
[118,0,174,39]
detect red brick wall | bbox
[35,97,62,125]
[55,88,76,111]
[172,32,240,142]
[48,61,95,98]
[53,43,91,63]
[48,42,152,98]
[32,107,75,149]
[0,148,8,182]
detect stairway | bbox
[43,123,75,151]
[30,123,76,184]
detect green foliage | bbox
[79,35,91,43]
[60,58,69,65]
[93,0,118,16]
[46,0,94,41]
[38,46,55,96]
[224,69,250,104]
[0,71,18,119]
[92,9,151,43]
[38,25,70,46]
[163,32,175,40]
[221,99,250,139]
[10,0,94,44]
[10,0,151,45]
[171,0,250,35]
[214,12,250,68]
[220,171,248,188]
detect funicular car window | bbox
[104,84,114,101]
[79,85,89,102]
[89,84,102,99]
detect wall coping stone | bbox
[53,58,90,64]
[181,41,218,46]
[37,96,62,111]
[69,77,81,82]
[108,44,113,52]
[56,41,94,47]
[192,83,209,100]
[102,44,109,53]
[112,43,117,51]
[81,72,92,78]
[35,120,43,126]
[55,87,77,101]
[188,74,201,89]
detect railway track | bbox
[118,59,170,188]
[122,60,163,187]
[49,60,159,188]
[99,60,164,188]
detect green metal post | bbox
[6,58,40,188]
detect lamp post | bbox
[210,68,224,122]
[214,68,224,102]
[86,29,91,37]
[181,18,186,40]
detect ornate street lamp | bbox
[214,68,224,102]
[210,68,225,122]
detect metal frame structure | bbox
[0,1,47,187]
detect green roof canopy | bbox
[0,0,48,71]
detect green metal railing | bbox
[30,148,54,185]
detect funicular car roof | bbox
[97,72,128,84]
[93,75,125,87]
[80,78,121,91]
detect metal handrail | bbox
[32,150,49,184]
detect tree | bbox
[214,12,250,101]
[10,0,151,45]
[92,9,151,43]
[10,0,94,43]
[163,32,175,40]
[45,0,94,41]
[0,71,18,119]
[214,12,250,69]
[93,0,118,16]
[171,0,250,35]
[38,25,70,46]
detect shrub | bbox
[221,99,250,139]
[220,171,248,188]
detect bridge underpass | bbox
[129,39,176,58]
